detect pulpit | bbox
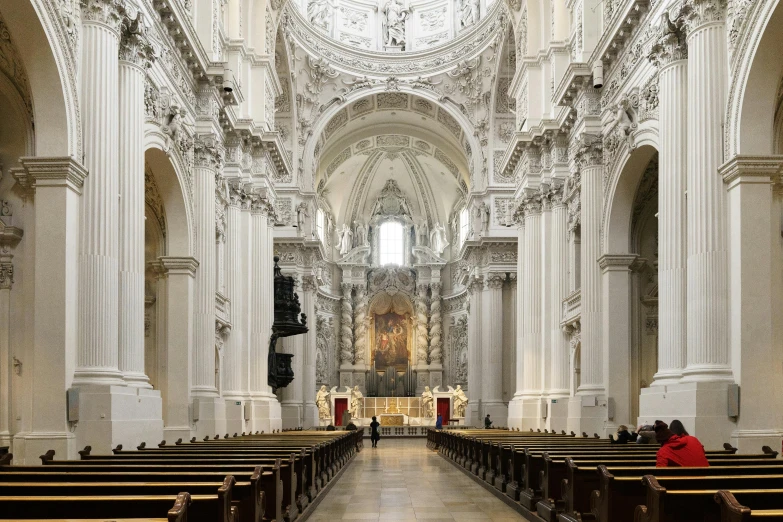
[267,256,308,391]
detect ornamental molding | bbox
[0,11,33,119]
[283,1,507,77]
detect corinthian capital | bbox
[0,261,14,290]
[119,12,155,67]
[80,0,124,31]
[487,273,505,290]
[574,134,604,170]
[522,194,543,216]
[194,135,224,170]
[682,0,727,32]
[648,12,688,67]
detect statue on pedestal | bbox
[350,385,364,419]
[354,220,368,247]
[460,0,479,28]
[336,223,353,256]
[415,220,429,247]
[453,385,468,418]
[296,202,309,236]
[421,386,434,418]
[383,0,409,49]
[429,222,450,256]
[316,385,331,420]
[308,0,332,32]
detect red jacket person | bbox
[654,420,709,467]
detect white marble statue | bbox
[354,220,368,247]
[415,220,429,247]
[316,385,331,420]
[460,0,479,28]
[478,202,490,235]
[384,0,408,48]
[429,222,450,256]
[308,0,332,32]
[349,385,364,419]
[336,223,353,255]
[296,202,309,236]
[421,386,434,418]
[453,385,468,418]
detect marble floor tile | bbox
[305,439,524,521]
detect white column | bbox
[508,218,526,428]
[156,257,198,442]
[118,19,153,387]
[415,284,429,365]
[550,186,570,397]
[248,195,280,432]
[521,198,542,400]
[576,140,605,394]
[191,136,221,397]
[683,0,733,382]
[74,1,124,385]
[12,158,87,461]
[0,255,13,446]
[482,273,506,423]
[281,277,305,430]
[222,198,243,399]
[540,194,552,397]
[650,26,688,385]
[301,276,319,428]
[466,278,483,425]
[354,285,368,366]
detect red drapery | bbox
[437,398,451,426]
[334,398,349,426]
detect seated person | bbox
[610,425,638,444]
[654,420,709,467]
[484,414,492,429]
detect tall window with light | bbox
[459,207,470,246]
[316,208,325,244]
[378,221,405,266]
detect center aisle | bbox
[306,438,525,521]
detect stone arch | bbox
[726,0,783,156]
[0,0,79,156]
[143,144,193,257]
[304,87,480,193]
[603,144,659,254]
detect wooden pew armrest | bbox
[169,492,192,522]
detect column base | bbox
[466,402,481,427]
[223,398,247,436]
[73,384,163,454]
[123,371,153,389]
[566,395,611,437]
[507,396,523,430]
[191,396,227,439]
[281,402,303,429]
[545,397,570,434]
[12,431,76,465]
[638,381,736,449]
[249,397,282,433]
[483,401,508,428]
[303,403,319,429]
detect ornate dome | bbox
[295,0,498,53]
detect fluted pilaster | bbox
[483,274,505,404]
[549,188,570,396]
[249,198,274,397]
[466,278,483,413]
[683,0,733,381]
[651,26,688,385]
[301,276,318,427]
[521,197,542,398]
[118,14,154,388]
[191,137,222,397]
[74,0,124,385]
[513,217,526,399]
[576,138,605,393]
[222,197,243,397]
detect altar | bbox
[380,414,405,426]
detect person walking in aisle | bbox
[370,416,380,448]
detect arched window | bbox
[378,221,405,266]
[459,207,470,246]
[316,208,325,244]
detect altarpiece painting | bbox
[373,313,410,370]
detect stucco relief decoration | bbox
[493,150,514,184]
[119,12,155,67]
[144,163,167,237]
[420,7,446,31]
[308,0,332,32]
[342,8,368,32]
[0,12,33,118]
[460,0,480,29]
[368,267,416,297]
[370,179,413,218]
[450,316,468,384]
[493,197,515,227]
[316,315,334,385]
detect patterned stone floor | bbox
[306,438,526,521]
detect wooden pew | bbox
[591,468,783,522]
[712,490,783,522]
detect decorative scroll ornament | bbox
[648,12,688,68]
[119,12,155,67]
